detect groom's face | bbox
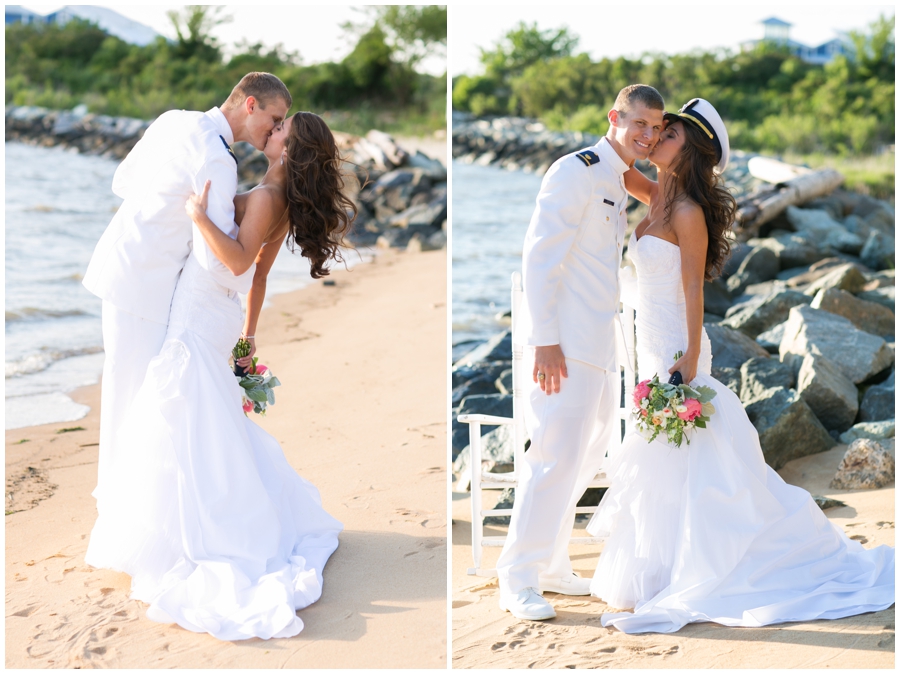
[610,103,664,164]
[245,95,290,151]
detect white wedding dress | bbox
[85,229,342,641]
[588,231,894,634]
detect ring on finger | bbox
[537,372,546,380]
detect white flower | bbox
[640,399,649,409]
[675,404,687,413]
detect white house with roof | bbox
[5,5,160,46]
[741,16,851,65]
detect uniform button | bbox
[606,216,610,221]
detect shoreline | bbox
[6,248,448,668]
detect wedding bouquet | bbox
[233,339,281,416]
[631,352,717,447]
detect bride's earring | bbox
[280,153,285,166]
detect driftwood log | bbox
[735,163,844,238]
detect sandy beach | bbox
[6,248,447,669]
[451,443,895,669]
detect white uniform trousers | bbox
[96,301,168,495]
[497,357,619,595]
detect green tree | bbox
[166,5,231,62]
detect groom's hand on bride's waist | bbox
[534,345,568,395]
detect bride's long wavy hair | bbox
[283,112,357,279]
[663,120,736,281]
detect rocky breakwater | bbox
[6,105,447,252]
[452,159,895,512]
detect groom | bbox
[82,72,291,496]
[496,84,665,620]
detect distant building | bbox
[5,5,43,25]
[6,5,160,46]
[741,16,851,65]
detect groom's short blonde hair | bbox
[224,72,292,110]
[613,84,664,116]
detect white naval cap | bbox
[664,98,730,173]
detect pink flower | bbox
[640,408,648,418]
[242,399,253,414]
[633,380,652,405]
[253,364,268,375]
[677,398,702,421]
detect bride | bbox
[589,98,895,633]
[85,112,354,641]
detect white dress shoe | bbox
[499,587,557,620]
[539,573,592,596]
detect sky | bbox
[449,4,895,76]
[20,4,447,75]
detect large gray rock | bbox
[750,231,825,270]
[744,387,836,469]
[830,438,895,490]
[739,357,795,404]
[705,324,771,369]
[455,331,512,366]
[859,369,895,422]
[796,354,859,432]
[457,393,513,420]
[840,420,895,445]
[802,263,868,297]
[452,375,501,406]
[786,206,865,255]
[779,305,894,384]
[704,278,733,317]
[726,246,779,296]
[857,286,895,313]
[810,287,895,338]
[721,289,811,339]
[711,366,741,395]
[452,361,509,389]
[453,424,515,491]
[756,322,786,354]
[722,241,752,278]
[860,230,895,272]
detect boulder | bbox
[711,366,742,395]
[812,495,847,510]
[750,230,825,270]
[705,324,771,369]
[452,375,501,407]
[496,368,514,395]
[726,246,780,295]
[457,393,513,421]
[720,289,811,339]
[859,201,895,236]
[859,369,895,422]
[802,263,868,297]
[809,287,894,337]
[830,438,895,490]
[484,487,515,524]
[455,331,512,366]
[376,227,419,249]
[786,206,864,255]
[839,420,895,445]
[796,354,859,432]
[779,305,894,384]
[452,361,509,389]
[756,322,785,354]
[722,241,752,278]
[453,424,515,492]
[744,387,836,469]
[739,357,795,404]
[703,278,733,317]
[856,286,895,313]
[860,230,895,272]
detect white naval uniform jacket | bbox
[517,136,630,373]
[83,107,253,325]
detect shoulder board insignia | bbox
[219,135,237,164]
[603,198,615,206]
[575,150,599,166]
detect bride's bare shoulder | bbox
[670,199,707,247]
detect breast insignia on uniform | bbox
[575,150,600,166]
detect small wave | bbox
[5,307,90,322]
[6,346,104,378]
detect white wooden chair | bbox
[458,271,636,577]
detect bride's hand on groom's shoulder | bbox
[534,345,567,395]
[185,179,212,223]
